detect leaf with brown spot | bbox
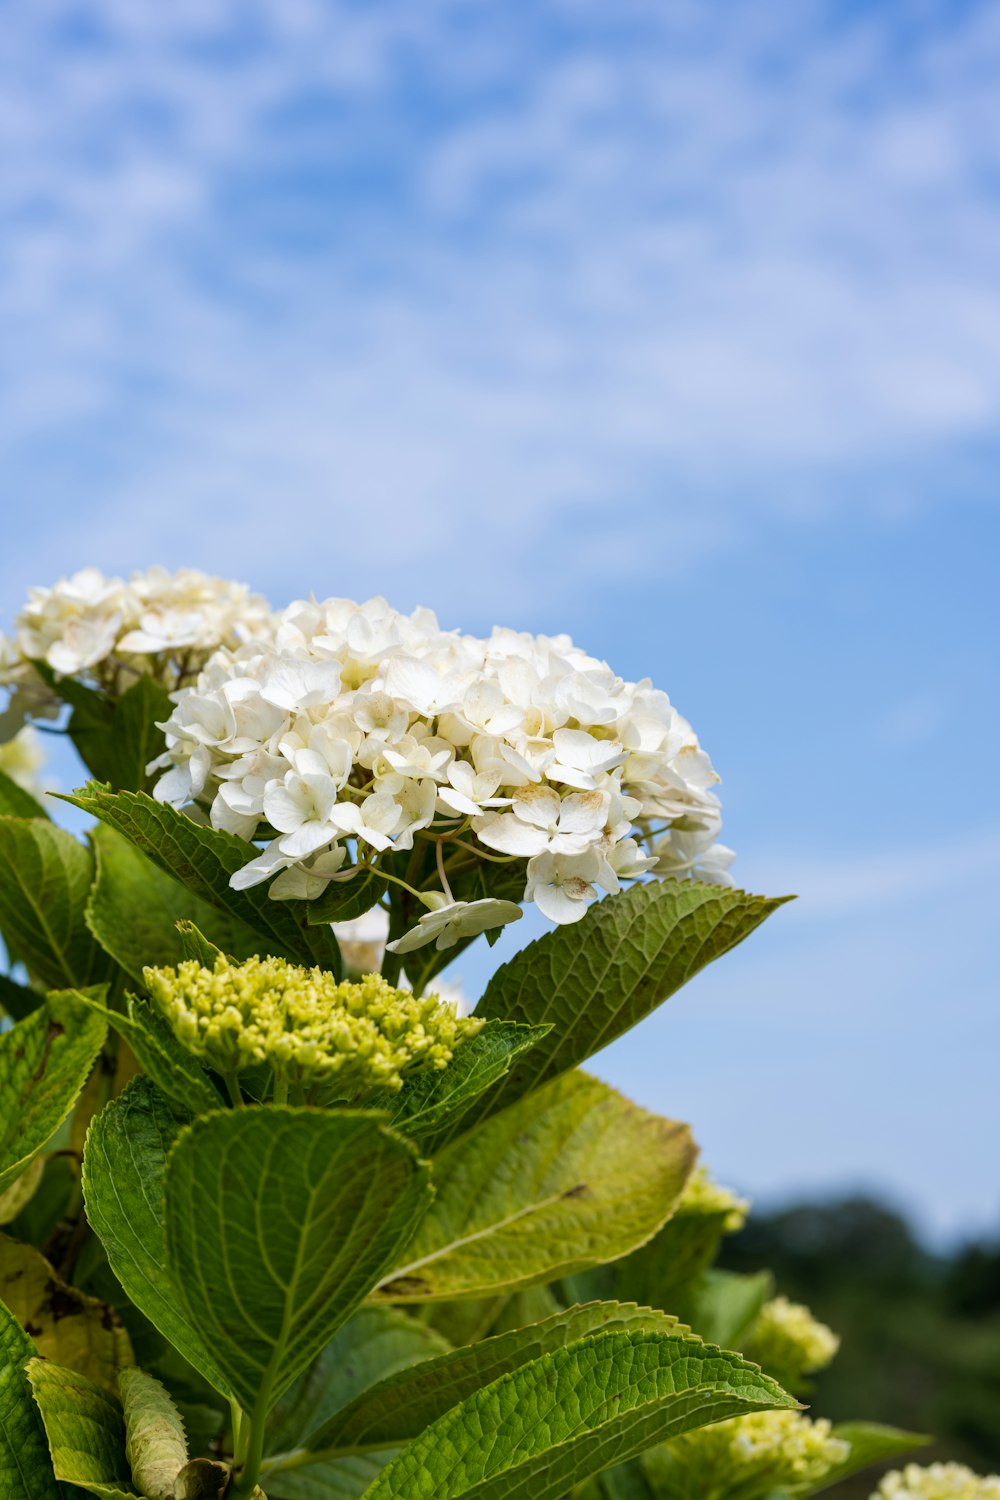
[0,1234,133,1391]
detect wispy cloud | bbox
[746,825,1000,918]
[1,0,999,613]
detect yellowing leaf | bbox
[375,1072,695,1302]
[0,1234,133,1391]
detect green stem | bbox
[272,1075,290,1108]
[230,1399,245,1458]
[231,1390,269,1495]
[370,863,431,903]
[224,1073,244,1109]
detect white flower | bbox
[142,589,733,926]
[387,898,523,954]
[269,846,348,900]
[525,849,602,924]
[436,760,508,818]
[653,826,736,884]
[874,1463,1000,1499]
[328,791,405,852]
[547,728,626,790]
[1,566,275,711]
[264,772,343,858]
[228,838,295,890]
[474,786,609,858]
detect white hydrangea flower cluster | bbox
[0,565,274,734]
[152,593,734,949]
[873,1464,1000,1500]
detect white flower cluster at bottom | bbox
[873,1465,1000,1500]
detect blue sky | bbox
[1,0,998,1240]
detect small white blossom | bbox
[474,786,609,858]
[525,849,603,924]
[269,846,348,900]
[387,898,523,954]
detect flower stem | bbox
[435,839,455,904]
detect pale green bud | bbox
[645,1409,851,1499]
[143,955,483,1099]
[679,1165,749,1232]
[743,1295,840,1385]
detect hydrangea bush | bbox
[0,567,992,1500]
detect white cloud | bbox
[1,0,999,614]
[745,825,1000,918]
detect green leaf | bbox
[304,1302,682,1458]
[165,1108,434,1412]
[0,767,50,820]
[680,1269,774,1349]
[34,667,172,795]
[0,991,107,1193]
[579,1461,656,1500]
[0,971,43,1021]
[60,786,343,972]
[370,1020,551,1153]
[0,1157,46,1223]
[91,993,222,1115]
[175,920,226,967]
[472,881,790,1121]
[806,1423,930,1494]
[358,1327,796,1500]
[0,1297,61,1500]
[25,1358,135,1499]
[85,824,266,983]
[267,1307,452,1457]
[270,1454,392,1500]
[374,1071,695,1303]
[0,1235,133,1392]
[106,675,174,794]
[0,817,113,989]
[82,1078,234,1402]
[576,1199,748,1315]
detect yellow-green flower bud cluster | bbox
[743,1295,840,1383]
[679,1166,749,1231]
[873,1464,1000,1500]
[143,956,482,1096]
[645,1409,850,1499]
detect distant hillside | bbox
[720,1196,1000,1495]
